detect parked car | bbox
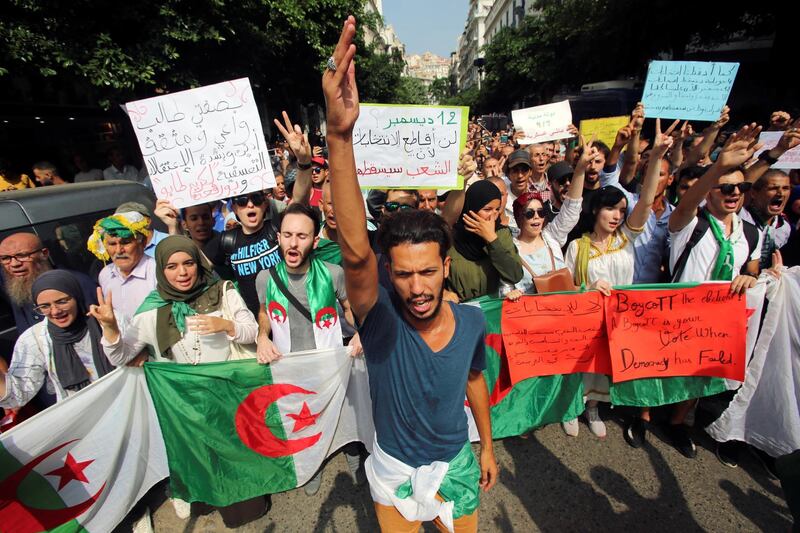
[0,181,157,356]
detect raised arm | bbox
[439,152,477,227]
[628,119,677,230]
[669,123,764,233]
[273,111,313,204]
[682,105,729,169]
[618,103,645,186]
[744,117,800,184]
[322,17,377,322]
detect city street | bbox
[153,407,791,532]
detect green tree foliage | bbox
[392,76,429,105]
[0,0,369,108]
[356,47,405,103]
[478,0,781,110]
[427,77,450,104]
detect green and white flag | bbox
[0,368,168,533]
[144,348,373,506]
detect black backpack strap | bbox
[220,229,240,265]
[671,216,710,282]
[268,268,313,322]
[740,219,760,274]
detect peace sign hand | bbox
[652,118,676,157]
[273,111,311,165]
[87,287,118,332]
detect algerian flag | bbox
[465,296,585,441]
[0,368,168,533]
[144,348,373,506]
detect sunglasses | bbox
[383,202,415,213]
[312,167,324,174]
[713,182,752,195]
[523,208,547,220]
[233,192,265,207]
[555,176,571,186]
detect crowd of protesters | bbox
[1,16,799,532]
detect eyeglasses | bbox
[232,193,265,207]
[312,167,324,174]
[33,296,74,315]
[383,202,415,213]
[0,249,44,264]
[523,208,547,220]
[713,182,753,195]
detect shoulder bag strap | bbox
[269,268,313,322]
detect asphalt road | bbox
[148,407,791,532]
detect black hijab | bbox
[31,270,114,391]
[452,180,503,261]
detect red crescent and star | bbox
[0,439,106,533]
[236,384,322,458]
[314,307,338,329]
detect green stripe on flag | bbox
[144,360,297,506]
[609,376,728,407]
[0,443,87,533]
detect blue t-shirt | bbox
[359,286,486,467]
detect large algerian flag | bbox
[0,368,168,533]
[143,347,373,506]
[466,297,585,440]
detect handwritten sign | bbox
[501,292,612,384]
[352,104,468,189]
[605,284,746,383]
[641,60,739,121]
[753,131,800,169]
[511,101,573,145]
[125,78,274,208]
[579,116,629,149]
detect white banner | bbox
[512,101,573,145]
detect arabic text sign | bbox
[352,104,468,189]
[753,131,800,169]
[579,116,629,149]
[501,292,612,384]
[605,284,746,383]
[511,101,573,145]
[126,78,274,208]
[642,61,739,121]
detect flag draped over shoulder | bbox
[466,297,585,440]
[143,347,373,507]
[707,268,800,456]
[0,368,168,533]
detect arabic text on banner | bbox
[511,101,573,145]
[125,78,275,208]
[579,116,629,150]
[641,61,739,121]
[753,131,800,169]
[352,104,468,190]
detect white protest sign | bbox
[512,101,573,145]
[352,104,468,189]
[753,131,800,169]
[126,78,275,208]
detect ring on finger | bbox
[326,56,337,72]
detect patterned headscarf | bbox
[87,211,151,261]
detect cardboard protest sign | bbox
[642,60,739,121]
[126,78,274,208]
[605,284,747,383]
[352,104,468,189]
[511,101,573,145]
[753,131,800,169]
[579,116,629,149]
[501,292,612,384]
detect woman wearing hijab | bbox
[0,270,114,408]
[92,235,257,365]
[90,235,262,526]
[445,180,523,301]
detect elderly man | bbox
[87,211,156,325]
[0,232,97,335]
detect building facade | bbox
[456,0,493,91]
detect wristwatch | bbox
[297,161,312,170]
[757,150,779,165]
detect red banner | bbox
[604,284,746,383]
[501,292,612,384]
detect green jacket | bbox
[447,227,523,301]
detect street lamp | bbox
[473,57,485,91]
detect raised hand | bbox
[154,199,180,234]
[322,16,359,137]
[776,118,800,153]
[273,111,311,165]
[630,102,645,130]
[713,105,731,130]
[567,124,579,137]
[716,123,764,170]
[770,111,792,130]
[576,134,597,169]
[652,118,676,157]
[457,151,477,181]
[88,287,118,332]
[613,125,633,148]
